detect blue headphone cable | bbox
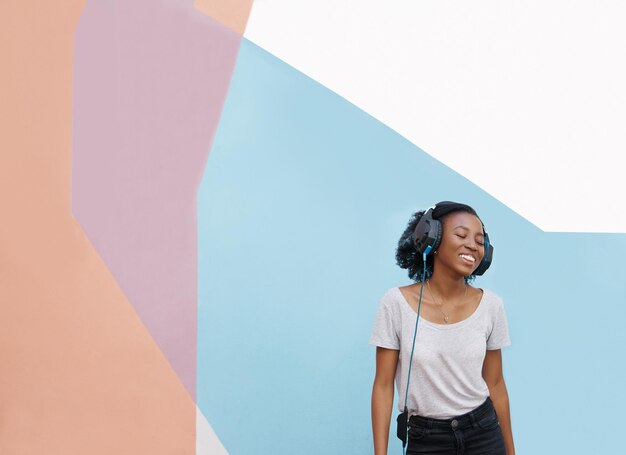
[401,249,429,455]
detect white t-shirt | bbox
[369,286,511,419]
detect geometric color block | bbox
[73,0,242,401]
[194,0,254,35]
[245,0,626,232]
[197,38,626,454]
[196,405,229,455]
[0,2,196,453]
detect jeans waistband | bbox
[408,397,494,431]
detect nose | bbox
[465,239,478,251]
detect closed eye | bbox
[456,233,485,246]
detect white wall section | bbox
[197,406,229,455]
[246,0,626,232]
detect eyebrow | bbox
[454,225,484,237]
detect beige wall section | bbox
[194,0,254,35]
[0,3,196,454]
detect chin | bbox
[457,266,475,277]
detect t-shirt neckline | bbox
[395,286,487,330]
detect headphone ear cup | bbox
[431,219,442,253]
[413,211,442,256]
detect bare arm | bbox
[371,347,399,455]
[482,349,515,455]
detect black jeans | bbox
[407,397,506,455]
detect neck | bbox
[427,272,467,300]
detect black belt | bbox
[408,397,494,431]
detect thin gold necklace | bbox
[426,280,468,324]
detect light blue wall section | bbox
[198,39,626,454]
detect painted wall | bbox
[1,1,624,454]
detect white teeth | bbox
[459,254,475,262]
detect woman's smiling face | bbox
[435,211,486,277]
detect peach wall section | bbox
[0,3,196,454]
[194,0,254,35]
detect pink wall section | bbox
[0,0,254,452]
[72,0,241,402]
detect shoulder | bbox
[480,288,508,315]
[370,288,405,348]
[379,287,402,306]
[374,287,405,314]
[482,288,503,304]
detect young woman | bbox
[370,201,515,455]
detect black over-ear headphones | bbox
[407,201,494,276]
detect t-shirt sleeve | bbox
[487,297,511,350]
[368,289,400,350]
